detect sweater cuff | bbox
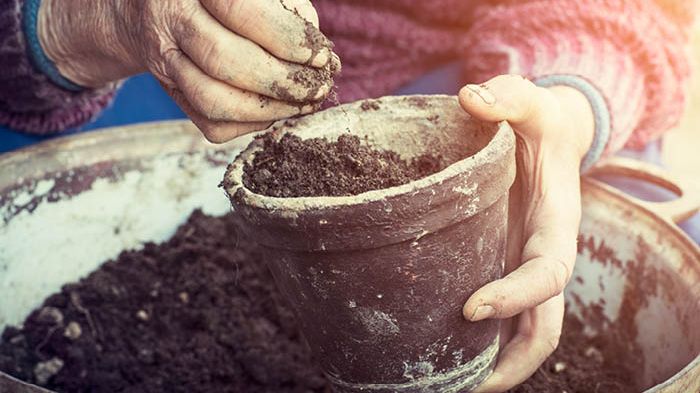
[534,75,610,171]
[0,0,118,135]
[22,0,83,91]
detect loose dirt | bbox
[243,133,446,197]
[0,211,638,393]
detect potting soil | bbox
[243,133,447,197]
[506,315,634,393]
[0,211,636,393]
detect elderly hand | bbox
[458,75,595,392]
[38,0,339,142]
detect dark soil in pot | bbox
[243,133,447,197]
[0,211,637,393]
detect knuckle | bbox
[203,133,227,144]
[200,125,229,144]
[189,86,219,119]
[155,71,177,91]
[198,121,267,144]
[158,47,184,77]
[546,258,571,296]
[145,39,181,82]
[520,91,542,121]
[199,40,228,79]
[543,330,561,355]
[161,48,180,67]
[164,0,204,37]
[176,6,200,37]
[530,327,561,363]
[175,14,232,82]
[229,0,257,32]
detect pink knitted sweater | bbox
[316,0,695,152]
[0,0,695,154]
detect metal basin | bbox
[0,118,698,392]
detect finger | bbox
[163,49,319,122]
[463,253,571,321]
[458,75,560,136]
[200,0,336,68]
[506,170,526,275]
[464,180,579,321]
[164,84,273,143]
[474,295,565,393]
[175,6,334,103]
[281,0,319,27]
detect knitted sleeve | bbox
[0,0,118,135]
[461,0,695,153]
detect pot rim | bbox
[224,95,514,212]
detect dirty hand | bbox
[39,0,339,142]
[458,75,595,392]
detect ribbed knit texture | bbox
[0,0,117,134]
[317,0,695,153]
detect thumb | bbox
[458,75,556,133]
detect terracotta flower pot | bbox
[222,95,516,392]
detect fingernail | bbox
[330,52,341,74]
[464,84,496,106]
[311,48,331,68]
[313,84,331,101]
[470,304,495,322]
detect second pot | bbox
[223,95,516,392]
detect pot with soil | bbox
[222,95,516,392]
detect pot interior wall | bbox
[569,180,700,391]
[0,121,698,393]
[290,97,495,164]
[0,151,233,329]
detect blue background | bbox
[0,74,186,153]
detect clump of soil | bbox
[507,316,634,393]
[0,210,640,393]
[0,211,325,393]
[271,3,339,105]
[243,133,447,197]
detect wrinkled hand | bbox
[458,75,595,392]
[40,0,339,142]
